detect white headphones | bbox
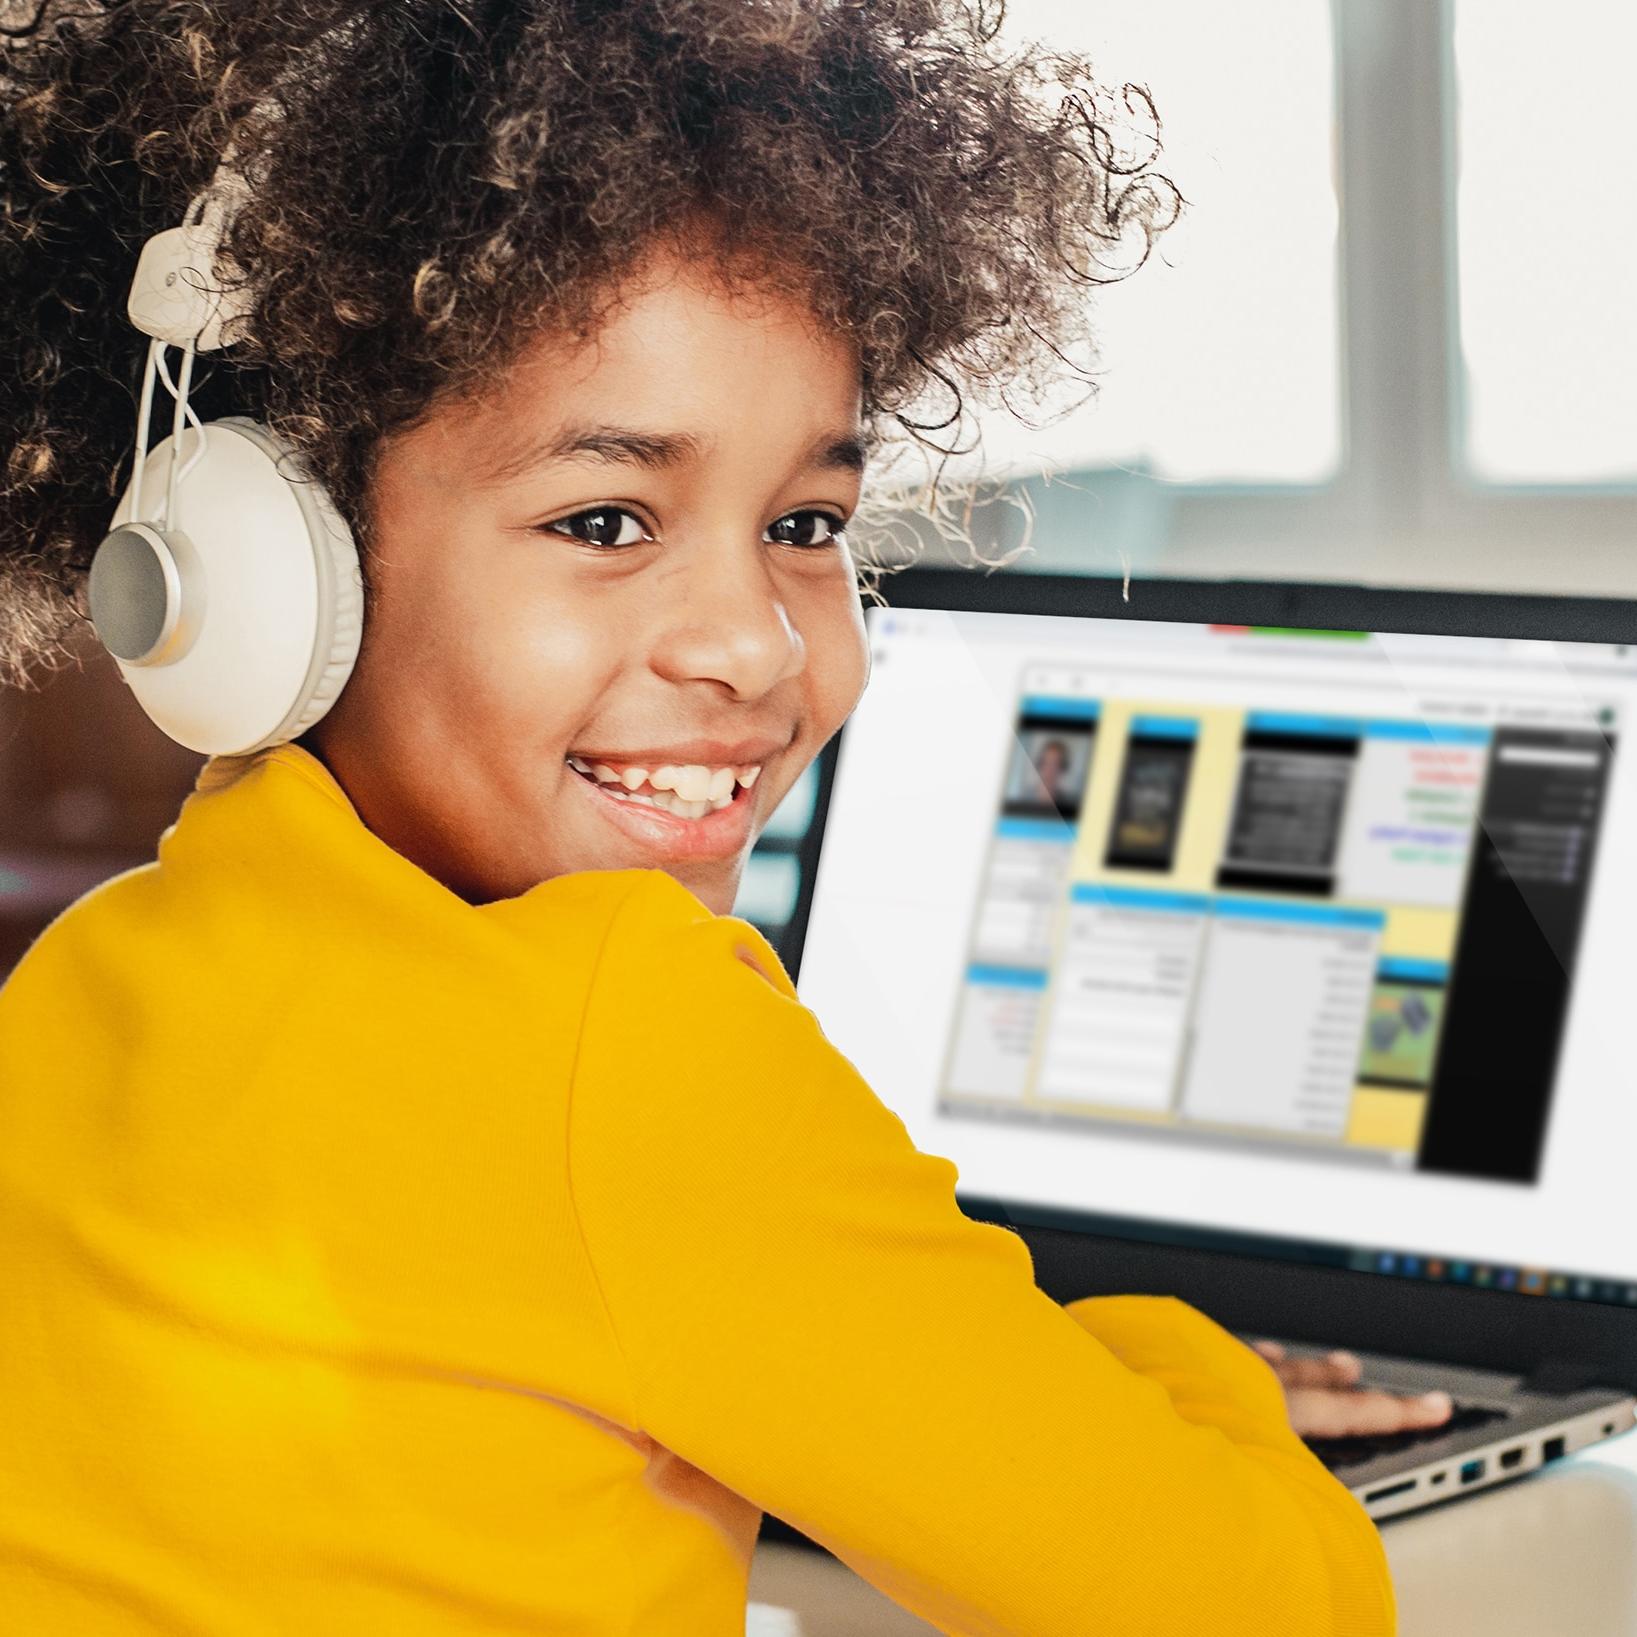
[87,162,364,756]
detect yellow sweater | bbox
[0,743,1394,1634]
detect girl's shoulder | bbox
[536,867,799,1013]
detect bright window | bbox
[1453,0,1637,485]
[968,0,1342,485]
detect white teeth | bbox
[647,789,708,819]
[676,767,715,802]
[568,753,764,817]
[648,764,716,802]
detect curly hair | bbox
[0,0,1178,686]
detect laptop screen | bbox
[797,594,1637,1308]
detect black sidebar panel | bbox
[1418,728,1616,1183]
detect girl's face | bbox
[305,241,870,913]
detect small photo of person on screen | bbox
[1005,729,1092,821]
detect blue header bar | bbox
[996,817,1076,843]
[1214,898,1386,930]
[1246,711,1491,746]
[966,964,1049,990]
[1130,716,1200,742]
[1247,712,1364,739]
[1069,884,1383,928]
[1071,884,1210,915]
[1377,956,1451,984]
[1363,721,1492,746]
[1020,695,1101,722]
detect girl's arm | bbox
[569,872,1395,1637]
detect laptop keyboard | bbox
[1304,1402,1512,1471]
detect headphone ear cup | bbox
[99,417,363,756]
[210,417,364,747]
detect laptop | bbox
[781,568,1637,1526]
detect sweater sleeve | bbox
[567,873,1395,1637]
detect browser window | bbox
[800,607,1637,1289]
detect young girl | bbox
[0,3,1414,1631]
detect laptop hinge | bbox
[1520,1354,1617,1396]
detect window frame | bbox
[917,0,1637,599]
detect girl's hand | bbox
[1249,1339,1454,1441]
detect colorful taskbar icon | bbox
[1347,1248,1637,1306]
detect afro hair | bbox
[0,0,1178,684]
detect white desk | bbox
[748,1428,1637,1635]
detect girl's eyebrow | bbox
[478,422,868,485]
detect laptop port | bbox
[1429,1471,1446,1485]
[1499,1447,1526,1470]
[1543,1436,1567,1463]
[1460,1459,1486,1485]
[1364,1479,1418,1504]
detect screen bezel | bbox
[788,568,1637,1391]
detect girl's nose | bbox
[649,545,806,701]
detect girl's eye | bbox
[766,510,847,548]
[540,507,847,550]
[541,507,651,549]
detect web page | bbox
[798,607,1637,1288]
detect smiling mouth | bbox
[565,754,762,821]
